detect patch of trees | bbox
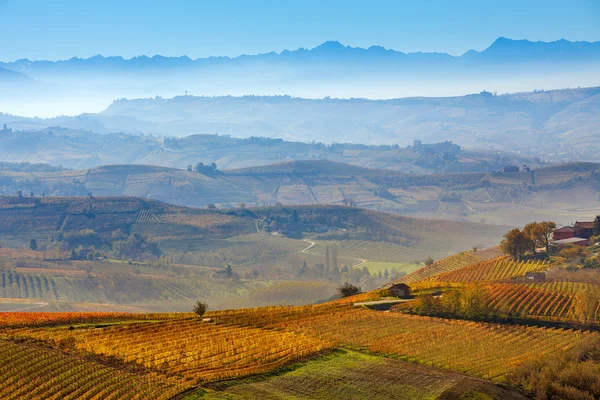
[297,261,381,291]
[412,285,498,321]
[48,229,162,262]
[501,221,556,259]
[187,162,219,175]
[257,206,417,245]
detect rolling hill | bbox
[4,86,600,161]
[0,195,508,311]
[1,160,599,226]
[0,127,537,172]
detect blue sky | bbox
[0,0,599,61]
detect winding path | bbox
[300,239,367,268]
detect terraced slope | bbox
[398,251,487,285]
[487,282,600,321]
[429,257,547,283]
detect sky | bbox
[0,0,599,61]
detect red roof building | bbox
[553,226,575,241]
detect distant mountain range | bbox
[3,38,600,73]
[1,38,599,117]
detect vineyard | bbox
[208,304,595,381]
[0,311,184,328]
[0,299,593,398]
[0,339,189,400]
[13,318,333,383]
[399,251,484,284]
[486,282,600,321]
[427,257,548,283]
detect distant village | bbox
[1,124,12,133]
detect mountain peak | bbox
[313,41,346,51]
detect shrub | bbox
[337,283,361,298]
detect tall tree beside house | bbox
[501,228,532,260]
[523,221,556,256]
[29,239,37,251]
[594,215,600,236]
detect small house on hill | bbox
[553,226,575,241]
[389,283,411,298]
[525,272,546,282]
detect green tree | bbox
[416,294,442,316]
[424,257,435,266]
[193,301,208,317]
[461,284,491,320]
[337,282,361,298]
[594,215,600,236]
[524,221,556,256]
[501,228,532,260]
[441,290,462,317]
[29,239,37,250]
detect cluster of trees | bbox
[45,229,163,262]
[187,162,219,175]
[413,285,497,321]
[501,221,556,259]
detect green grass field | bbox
[362,261,421,276]
[199,350,526,400]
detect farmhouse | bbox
[525,272,546,282]
[388,283,411,298]
[552,226,575,240]
[574,221,595,239]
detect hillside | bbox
[1,204,600,399]
[0,196,508,311]
[2,160,599,226]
